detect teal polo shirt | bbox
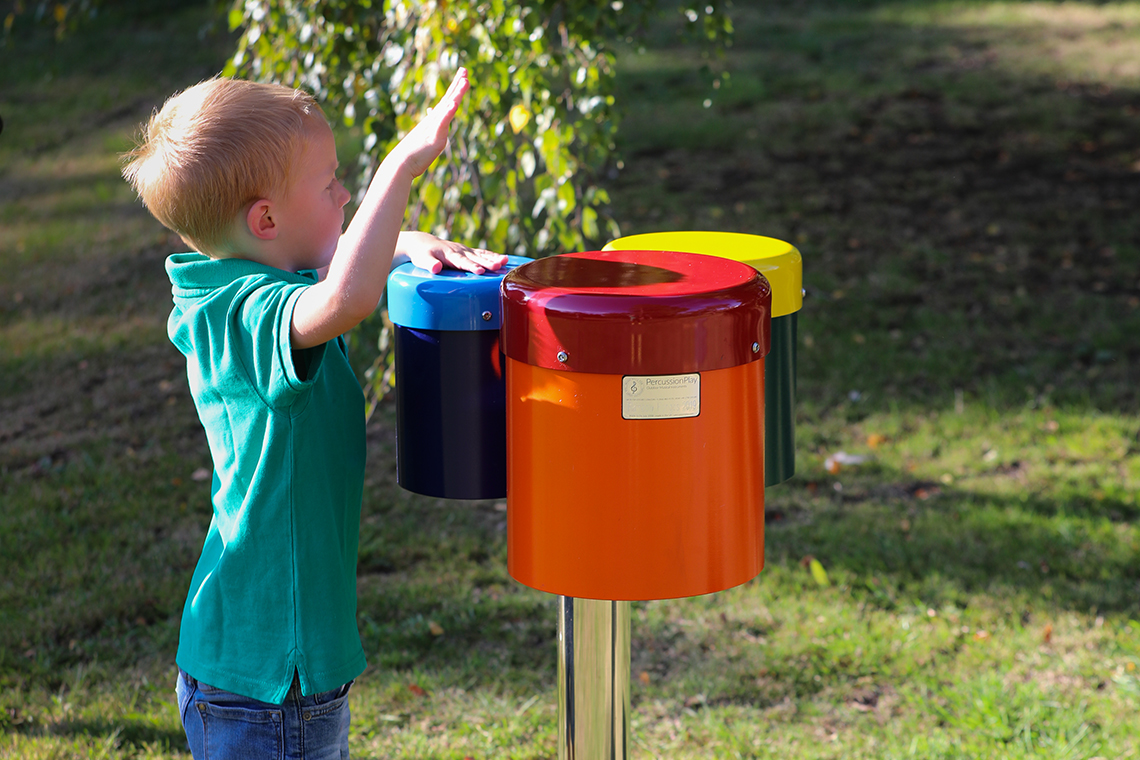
[167,253,367,704]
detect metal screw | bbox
[481,310,493,322]
[557,351,569,363]
[752,342,760,353]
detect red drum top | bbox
[500,249,771,375]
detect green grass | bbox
[2,0,1139,758]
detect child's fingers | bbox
[409,254,444,274]
[408,247,476,274]
[406,241,508,275]
[439,250,487,274]
[437,246,506,274]
[433,69,469,117]
[468,249,509,270]
[456,247,507,267]
[443,68,469,104]
[414,70,467,145]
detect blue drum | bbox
[386,256,531,499]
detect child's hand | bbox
[394,68,470,178]
[398,231,508,275]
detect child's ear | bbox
[246,199,278,241]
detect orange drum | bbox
[501,250,771,600]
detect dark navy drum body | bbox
[387,256,531,500]
[393,326,507,499]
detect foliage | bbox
[2,0,97,38]
[1,0,207,39]
[224,0,731,407]
[225,0,730,257]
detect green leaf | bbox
[582,206,598,241]
[810,558,831,588]
[419,181,443,215]
[519,150,536,179]
[556,180,576,215]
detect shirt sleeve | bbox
[231,279,329,410]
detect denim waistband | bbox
[179,667,351,705]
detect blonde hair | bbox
[121,78,327,255]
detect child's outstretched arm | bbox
[292,69,480,349]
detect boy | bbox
[122,68,505,758]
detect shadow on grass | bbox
[765,473,1140,615]
[11,717,188,754]
[338,465,1138,697]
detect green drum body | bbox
[766,311,797,486]
[604,231,803,486]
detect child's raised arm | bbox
[291,69,485,350]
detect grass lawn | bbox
[2,0,1139,758]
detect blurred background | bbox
[1,0,1138,757]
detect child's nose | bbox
[336,182,350,207]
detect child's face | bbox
[275,119,350,272]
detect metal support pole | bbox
[558,596,630,760]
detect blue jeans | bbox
[176,668,352,760]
